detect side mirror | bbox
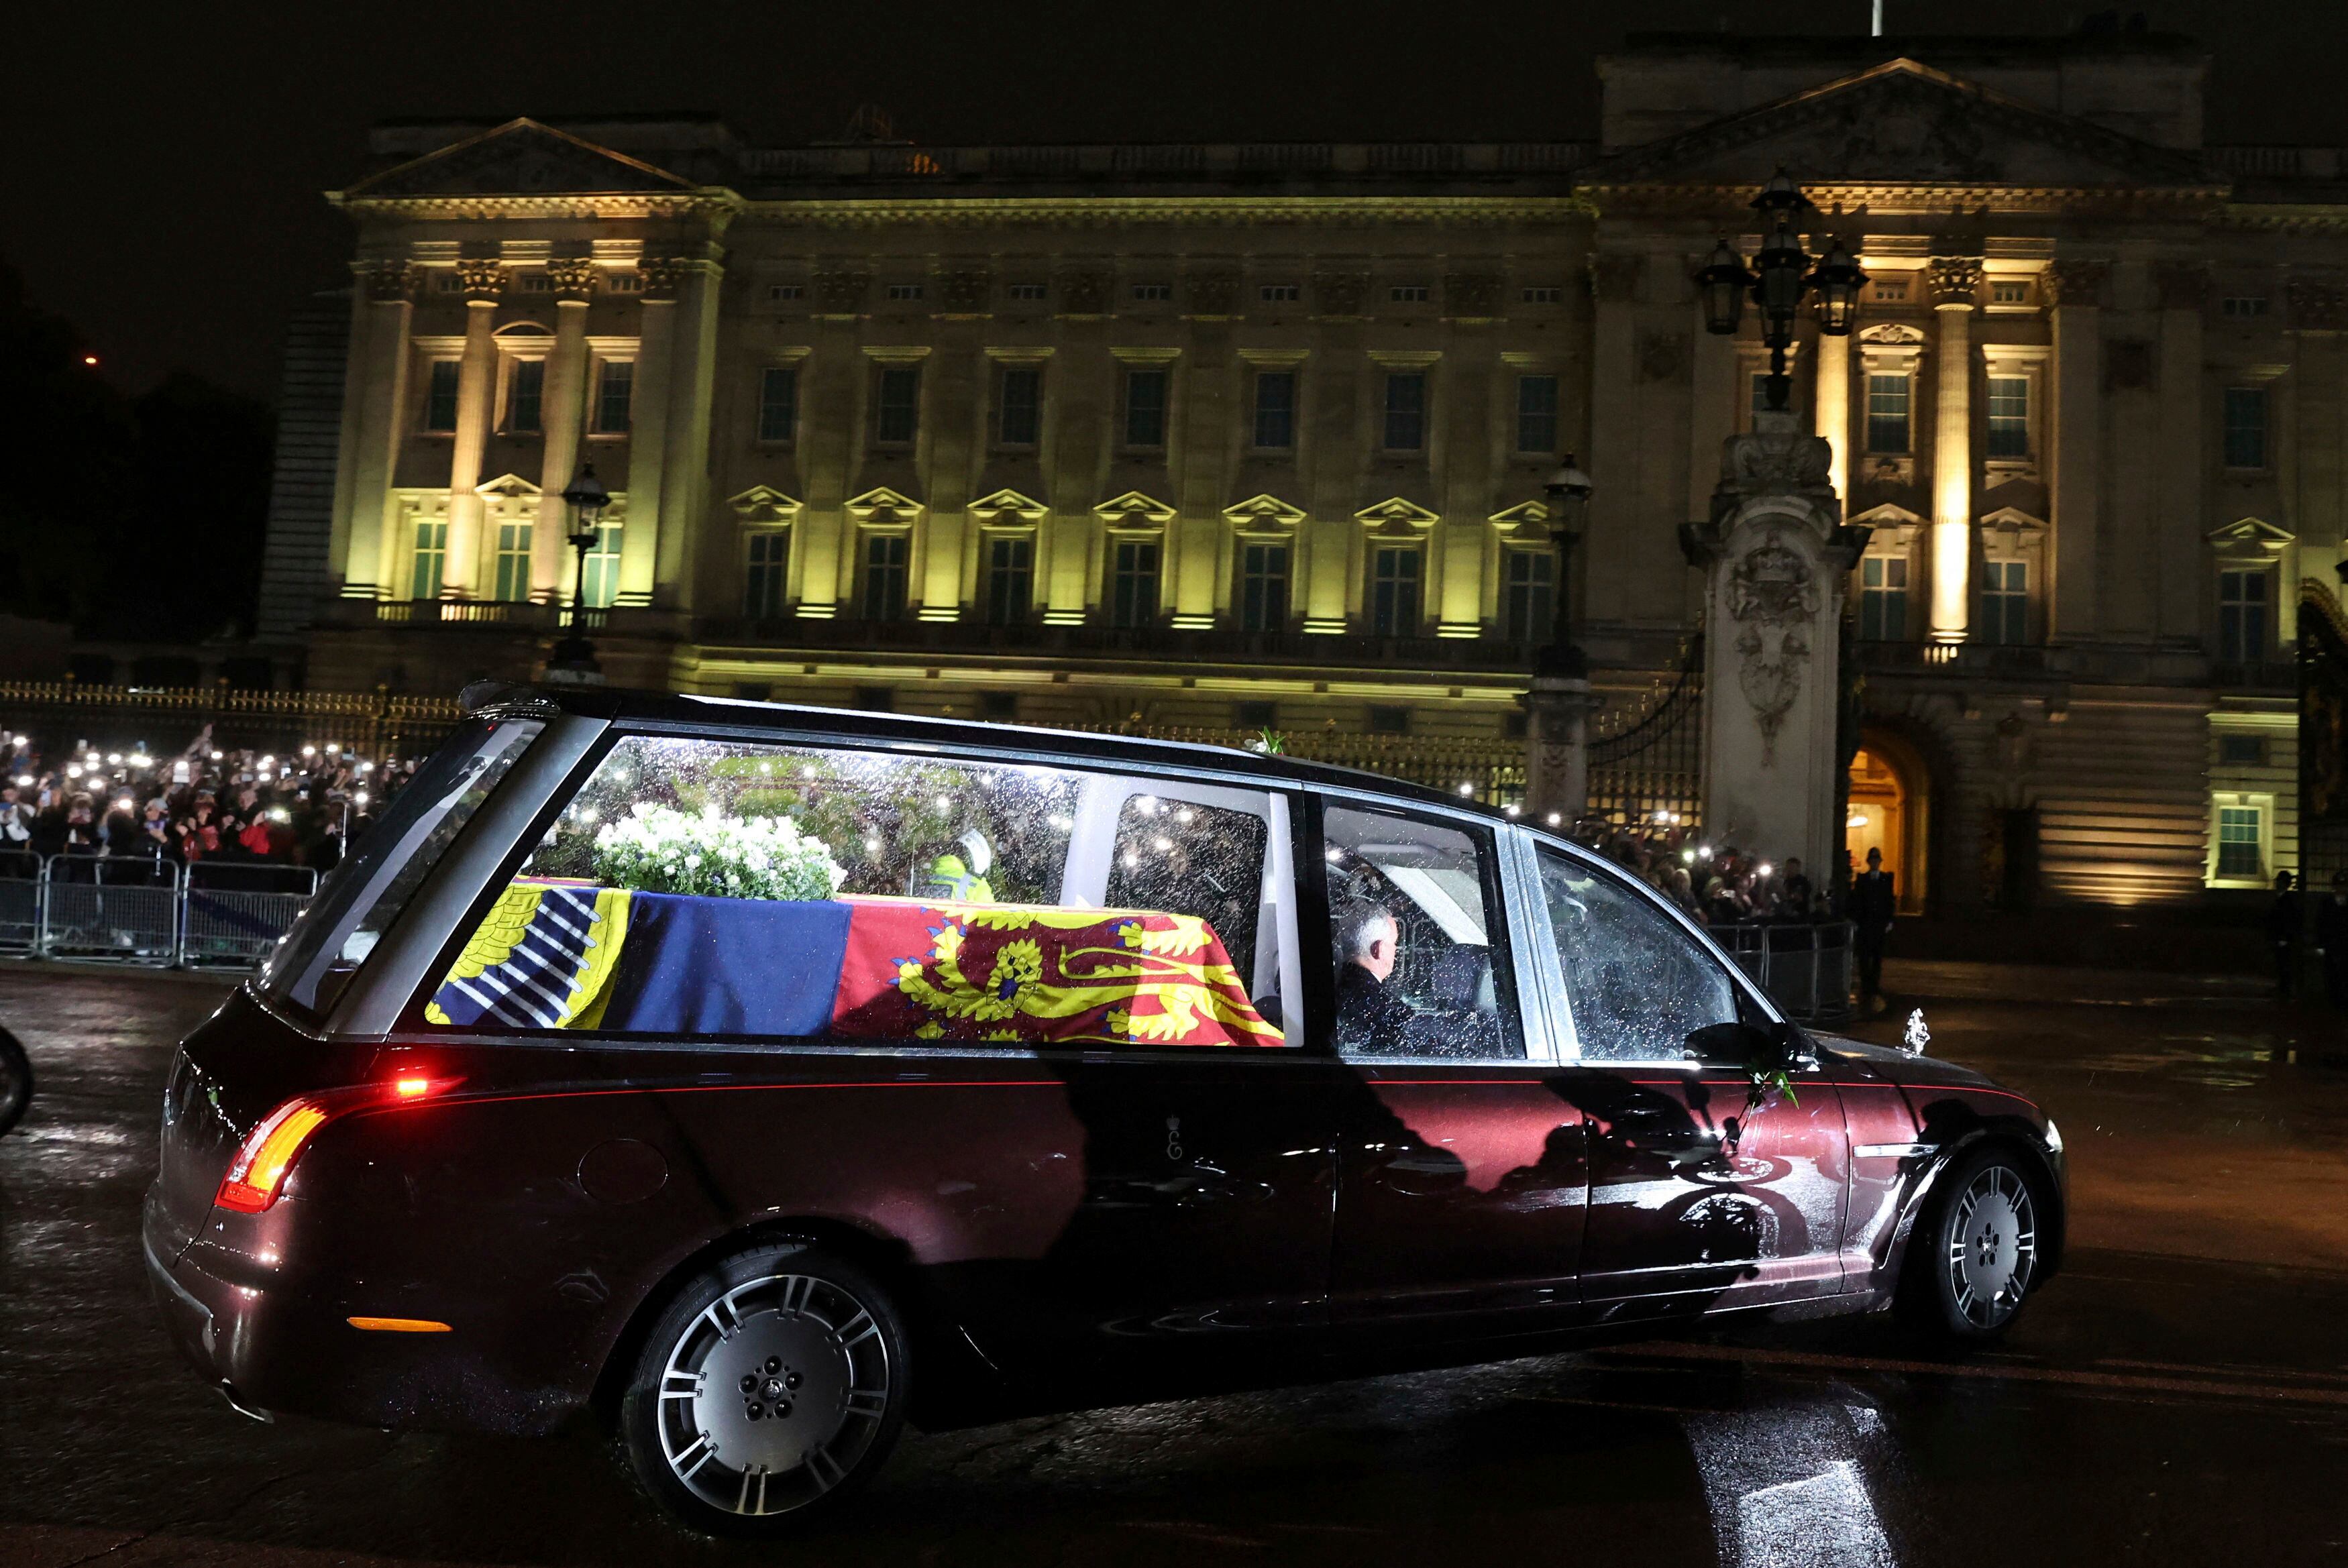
[1685,1019,1813,1074]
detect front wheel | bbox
[1900,1147,2043,1341]
[619,1243,909,1534]
[0,1027,30,1135]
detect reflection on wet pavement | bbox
[3,963,2347,1567]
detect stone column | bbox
[1925,257,1981,644]
[2153,263,2209,640]
[1813,329,1850,516]
[619,259,680,609]
[441,260,505,598]
[1687,412,1862,875]
[653,251,725,616]
[339,260,416,600]
[532,260,597,602]
[1583,252,1642,618]
[2045,259,2110,641]
[1522,675,1593,828]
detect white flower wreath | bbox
[591,802,845,901]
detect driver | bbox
[1333,899,1417,1054]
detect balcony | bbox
[693,615,1544,673]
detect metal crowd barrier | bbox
[0,855,316,972]
[1716,919,1855,1026]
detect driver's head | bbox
[1336,900,1399,983]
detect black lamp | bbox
[548,463,608,677]
[1538,457,1595,679]
[1695,169,1864,414]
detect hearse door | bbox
[1533,846,1850,1317]
[1020,779,1340,1361]
[1325,803,1591,1339]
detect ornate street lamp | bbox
[1696,169,1865,413]
[1539,456,1595,679]
[547,463,608,679]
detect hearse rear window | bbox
[417,736,1301,1048]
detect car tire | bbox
[619,1241,909,1534]
[1899,1145,2043,1343]
[0,1027,30,1136]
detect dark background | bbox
[7,0,2346,400]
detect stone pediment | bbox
[1356,496,1440,533]
[1094,491,1177,528]
[1584,58,2214,191]
[474,473,541,500]
[1487,499,1550,535]
[1223,494,1306,534]
[729,486,803,525]
[2207,516,2294,561]
[343,119,699,200]
[846,486,922,526]
[968,488,1049,524]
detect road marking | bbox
[1595,1341,2348,1408]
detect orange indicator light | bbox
[347,1316,452,1333]
[394,1076,432,1098]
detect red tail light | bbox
[215,1076,461,1215]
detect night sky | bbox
[9,0,2344,402]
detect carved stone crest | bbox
[2041,258,2111,310]
[2289,280,2348,330]
[1186,272,1239,315]
[1057,270,1112,314]
[813,269,869,313]
[1727,533,1818,763]
[938,268,992,312]
[546,258,598,300]
[1313,272,1369,317]
[1636,331,1689,384]
[1925,258,1982,308]
[455,259,509,300]
[1444,274,1503,315]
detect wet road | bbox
[1,961,2345,1567]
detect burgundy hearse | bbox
[146,687,2063,1533]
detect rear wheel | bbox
[1901,1147,2041,1341]
[619,1243,908,1534]
[0,1027,30,1135]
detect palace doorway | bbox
[1848,736,1928,915]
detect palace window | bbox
[506,359,543,433]
[1869,276,1909,302]
[1369,545,1422,635]
[2216,803,2265,879]
[1515,374,1558,454]
[874,366,920,445]
[2219,569,2272,663]
[1989,279,2029,306]
[1253,370,1295,450]
[409,516,447,600]
[1259,284,1299,303]
[1108,538,1161,628]
[518,272,553,295]
[1383,371,1427,451]
[861,533,909,621]
[982,535,1033,626]
[1238,542,1289,632]
[1986,375,2031,459]
[1501,548,1553,642]
[996,366,1041,448]
[581,519,622,610]
[765,283,804,303]
[757,365,798,445]
[592,360,633,434]
[2224,387,2270,469]
[422,360,461,433]
[492,519,533,603]
[1130,283,1171,302]
[1389,284,1429,302]
[1008,282,1047,302]
[743,530,789,620]
[1521,286,1562,304]
[2220,734,2267,767]
[1123,367,1169,448]
[886,282,924,301]
[1860,555,1909,641]
[1978,560,2028,646]
[2221,295,2269,319]
[1866,372,1911,453]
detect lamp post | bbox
[547,463,608,681]
[1539,456,1594,679]
[1695,169,1866,414]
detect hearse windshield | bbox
[258,717,545,1023]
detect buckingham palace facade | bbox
[278,31,2348,913]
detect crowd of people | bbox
[1568,816,1827,927]
[0,726,416,887]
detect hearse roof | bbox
[468,682,1510,823]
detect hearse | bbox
[146,685,2063,1534]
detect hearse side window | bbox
[259,717,545,1022]
[1324,802,1523,1060]
[1536,846,1737,1061]
[416,736,1299,1048]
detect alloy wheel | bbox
[1945,1163,2036,1329]
[652,1271,894,1518]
